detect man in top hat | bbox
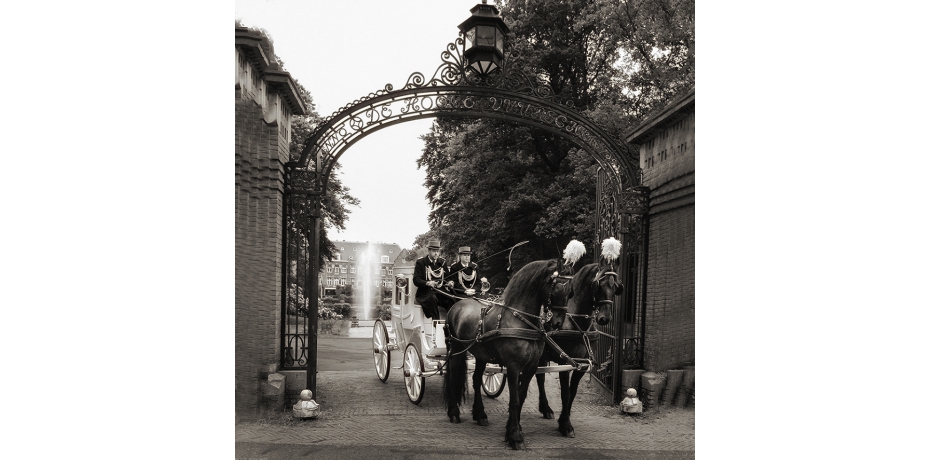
[449,246,479,296]
[413,238,455,319]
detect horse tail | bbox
[442,333,468,412]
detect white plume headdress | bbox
[601,237,622,264]
[562,239,586,266]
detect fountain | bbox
[349,243,378,335]
[349,243,381,337]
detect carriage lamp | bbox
[458,1,510,76]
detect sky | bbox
[235,0,486,248]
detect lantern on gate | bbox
[458,1,510,75]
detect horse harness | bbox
[441,281,564,361]
[542,269,620,372]
[442,269,620,372]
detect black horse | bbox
[442,259,569,450]
[535,261,622,437]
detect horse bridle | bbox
[588,269,619,320]
[551,269,618,327]
[545,274,574,325]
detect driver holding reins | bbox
[413,239,455,320]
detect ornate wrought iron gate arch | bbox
[284,37,648,401]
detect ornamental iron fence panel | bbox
[590,168,649,403]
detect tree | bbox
[414,0,694,287]
[287,81,360,268]
[237,23,361,271]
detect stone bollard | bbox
[640,372,666,411]
[620,369,645,398]
[675,365,695,407]
[662,369,684,406]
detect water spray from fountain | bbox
[355,243,377,321]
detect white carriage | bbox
[371,265,506,404]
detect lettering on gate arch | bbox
[295,37,642,198]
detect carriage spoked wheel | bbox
[481,365,507,398]
[372,319,390,383]
[403,343,425,405]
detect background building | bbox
[320,241,404,296]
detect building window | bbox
[381,269,386,276]
[350,267,356,274]
[341,266,347,274]
[334,253,341,261]
[327,265,333,273]
[388,268,393,276]
[381,256,390,263]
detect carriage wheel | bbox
[481,366,507,398]
[403,343,425,405]
[372,319,391,383]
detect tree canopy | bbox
[413,0,694,287]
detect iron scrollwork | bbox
[296,37,640,196]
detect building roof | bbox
[626,88,695,145]
[329,241,403,264]
[394,249,415,268]
[235,26,307,116]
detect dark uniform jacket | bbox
[448,261,479,294]
[413,255,450,305]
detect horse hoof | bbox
[449,415,461,424]
[565,430,575,438]
[477,419,489,426]
[509,441,526,450]
[542,411,554,419]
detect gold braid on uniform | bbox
[458,267,476,288]
[426,266,444,281]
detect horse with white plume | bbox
[536,238,624,437]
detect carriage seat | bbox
[413,294,448,320]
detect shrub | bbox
[376,303,392,321]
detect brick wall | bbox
[640,112,694,187]
[632,96,695,372]
[235,78,289,415]
[644,200,695,371]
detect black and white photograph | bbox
[233,0,694,457]
[7,0,929,458]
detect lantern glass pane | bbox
[465,28,475,50]
[496,30,503,52]
[476,25,496,47]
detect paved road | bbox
[236,336,695,459]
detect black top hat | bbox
[427,239,442,250]
[458,246,472,254]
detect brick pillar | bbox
[235,88,288,415]
[235,28,306,416]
